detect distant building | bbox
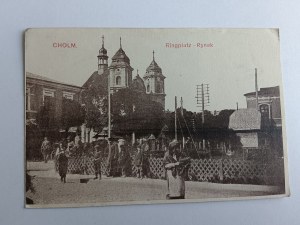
[26,72,82,128]
[244,86,281,127]
[81,37,167,142]
[143,51,166,108]
[229,86,283,155]
[86,37,166,108]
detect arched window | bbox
[147,84,150,93]
[259,104,270,118]
[156,82,161,93]
[116,76,121,85]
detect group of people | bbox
[40,135,191,199]
[106,138,133,178]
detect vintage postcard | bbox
[25,28,289,208]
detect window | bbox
[147,84,150,93]
[43,88,55,106]
[156,82,161,93]
[259,104,270,118]
[63,91,74,100]
[116,76,121,85]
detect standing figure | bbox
[93,145,102,180]
[41,137,51,163]
[66,136,75,156]
[56,143,69,183]
[118,139,130,177]
[141,140,150,178]
[74,133,83,156]
[163,140,191,199]
[134,146,144,179]
[107,139,119,177]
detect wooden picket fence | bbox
[55,156,284,185]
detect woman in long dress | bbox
[163,140,191,199]
[56,143,69,183]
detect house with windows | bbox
[25,72,82,127]
[244,86,282,128]
[229,86,283,156]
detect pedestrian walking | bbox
[56,143,69,183]
[40,137,51,163]
[163,140,191,199]
[93,145,102,180]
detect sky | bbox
[25,28,283,112]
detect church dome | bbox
[99,46,107,55]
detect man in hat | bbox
[93,145,102,180]
[163,139,191,199]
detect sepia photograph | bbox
[25,28,289,207]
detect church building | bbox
[81,36,166,142]
[91,36,166,108]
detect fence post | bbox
[218,159,224,182]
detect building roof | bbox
[244,86,280,97]
[130,74,146,93]
[26,72,82,89]
[146,60,162,73]
[82,70,108,92]
[111,48,130,64]
[98,46,107,55]
[144,59,165,79]
[229,108,261,131]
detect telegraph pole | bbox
[195,84,210,149]
[175,96,178,141]
[108,72,111,139]
[255,68,259,111]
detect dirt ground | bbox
[26,161,280,206]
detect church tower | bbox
[97,35,108,75]
[109,37,133,93]
[143,51,166,109]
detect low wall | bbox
[55,156,285,185]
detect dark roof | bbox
[244,86,280,97]
[26,72,82,89]
[130,74,146,92]
[82,70,109,90]
[146,60,162,73]
[144,60,165,79]
[111,48,130,64]
[98,46,107,55]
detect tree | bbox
[61,98,85,131]
[81,72,109,131]
[110,88,165,137]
